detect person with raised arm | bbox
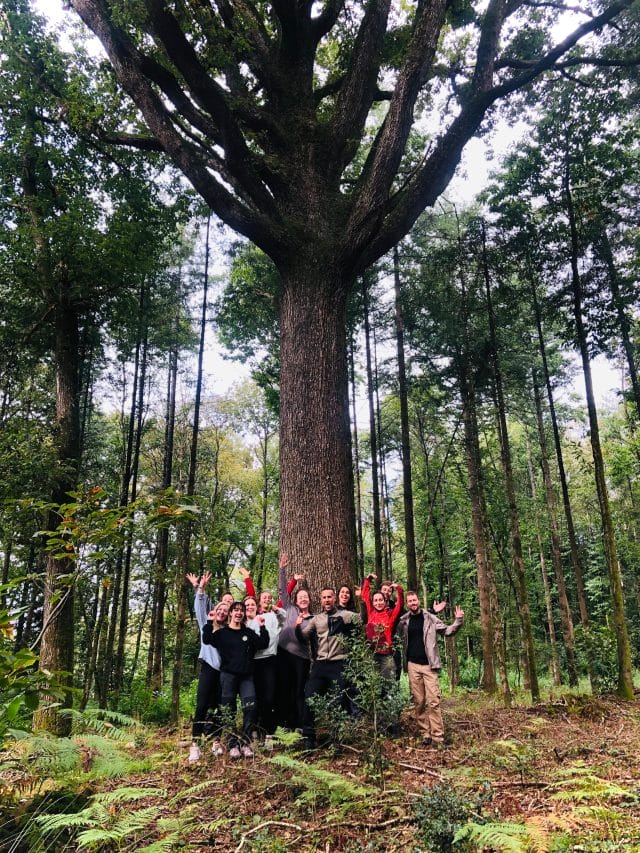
[361,574,404,682]
[274,552,312,730]
[244,592,286,746]
[185,572,229,763]
[203,600,269,758]
[295,587,360,749]
[397,592,464,747]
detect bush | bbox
[574,625,618,694]
[412,781,492,852]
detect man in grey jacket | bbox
[295,587,360,749]
[397,591,464,747]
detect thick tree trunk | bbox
[278,264,357,591]
[393,246,418,589]
[564,158,634,699]
[33,298,81,735]
[373,325,393,577]
[532,373,578,686]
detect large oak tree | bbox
[70,0,636,591]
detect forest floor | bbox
[86,691,640,852]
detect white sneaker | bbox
[263,735,274,751]
[188,743,201,763]
[211,740,225,757]
[229,746,241,759]
[241,745,254,758]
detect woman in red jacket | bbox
[361,574,404,682]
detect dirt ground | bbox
[113,692,640,852]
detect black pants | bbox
[192,661,221,739]
[254,655,277,736]
[275,647,310,730]
[301,658,350,741]
[220,671,257,748]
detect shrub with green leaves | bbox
[574,625,618,694]
[412,781,492,852]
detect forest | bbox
[1,0,640,850]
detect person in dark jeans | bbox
[295,588,359,749]
[186,572,229,763]
[203,600,269,758]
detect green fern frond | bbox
[36,809,97,833]
[91,786,166,804]
[76,806,160,849]
[270,754,376,802]
[169,778,223,803]
[550,774,633,802]
[454,820,545,853]
[572,805,624,821]
[272,726,303,747]
[60,708,138,741]
[136,832,184,853]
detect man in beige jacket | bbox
[397,592,463,747]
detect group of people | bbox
[186,554,463,762]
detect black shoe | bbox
[301,737,316,750]
[421,737,432,747]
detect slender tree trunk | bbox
[459,358,497,694]
[393,246,418,589]
[530,277,591,630]
[595,226,640,421]
[525,432,562,687]
[362,278,383,576]
[171,217,211,722]
[564,154,634,699]
[149,333,178,690]
[373,325,393,577]
[350,335,365,579]
[1,539,11,610]
[82,578,110,709]
[482,232,539,702]
[532,373,578,686]
[114,309,149,702]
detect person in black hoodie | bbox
[202,600,269,758]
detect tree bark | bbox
[393,246,418,589]
[564,153,634,699]
[482,232,539,702]
[362,277,383,577]
[532,372,578,686]
[350,335,365,579]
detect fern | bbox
[75,806,160,849]
[169,778,223,803]
[60,707,139,742]
[269,754,376,807]
[454,820,548,853]
[91,786,166,803]
[271,726,303,748]
[550,768,635,803]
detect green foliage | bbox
[36,787,165,851]
[0,603,59,740]
[549,764,637,805]
[412,781,492,852]
[454,819,548,852]
[269,754,376,816]
[574,626,619,695]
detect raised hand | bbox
[293,572,305,582]
[454,605,464,620]
[186,573,199,589]
[433,600,446,614]
[279,552,289,570]
[200,571,212,589]
[238,566,250,580]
